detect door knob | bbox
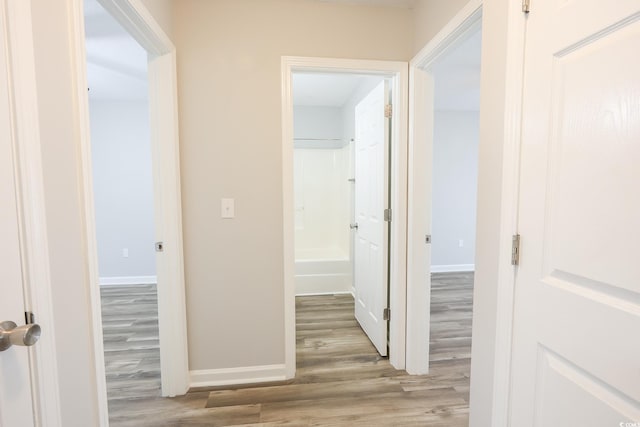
[350,223,359,230]
[0,321,41,352]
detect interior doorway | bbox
[291,72,389,360]
[406,1,482,375]
[74,0,189,422]
[428,29,481,368]
[282,57,409,376]
[84,0,160,405]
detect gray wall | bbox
[89,100,156,281]
[431,111,479,269]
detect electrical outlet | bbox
[458,239,464,248]
[122,248,129,258]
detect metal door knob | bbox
[0,321,41,352]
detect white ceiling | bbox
[293,73,383,107]
[84,0,148,101]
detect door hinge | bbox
[383,308,390,321]
[425,234,432,244]
[384,104,392,118]
[155,241,164,252]
[25,311,35,325]
[384,208,392,222]
[522,0,530,13]
[511,234,521,266]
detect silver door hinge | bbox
[384,208,392,222]
[385,104,392,118]
[383,308,390,321]
[425,234,431,244]
[155,241,164,252]
[522,0,530,13]
[511,234,521,265]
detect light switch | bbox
[221,198,235,218]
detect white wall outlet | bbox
[221,198,235,219]
[458,239,464,248]
[122,248,129,258]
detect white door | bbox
[510,0,640,425]
[354,81,390,356]
[0,4,36,424]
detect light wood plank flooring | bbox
[101,284,162,402]
[107,273,473,426]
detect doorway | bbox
[84,0,160,405]
[74,0,189,422]
[406,2,482,375]
[428,28,481,370]
[291,71,389,362]
[282,57,409,376]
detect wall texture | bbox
[431,111,479,269]
[413,0,472,54]
[172,0,414,372]
[89,100,156,282]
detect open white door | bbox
[510,0,640,424]
[354,81,390,356]
[0,5,36,424]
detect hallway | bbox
[108,273,472,426]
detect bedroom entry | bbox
[290,71,392,357]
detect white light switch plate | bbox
[221,198,235,218]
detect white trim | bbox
[71,2,189,424]
[67,1,109,424]
[406,0,482,376]
[431,264,475,273]
[3,1,62,425]
[189,365,287,389]
[489,2,528,425]
[281,56,409,376]
[99,275,158,286]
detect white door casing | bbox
[354,81,390,357]
[0,1,61,425]
[509,1,640,425]
[0,14,34,424]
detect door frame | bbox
[69,0,189,423]
[281,56,409,375]
[406,0,483,375]
[2,1,62,425]
[407,0,527,425]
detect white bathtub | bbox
[295,249,352,295]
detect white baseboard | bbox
[189,364,287,388]
[99,275,157,286]
[431,264,475,273]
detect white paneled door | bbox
[510,0,640,425]
[0,3,36,425]
[354,81,390,356]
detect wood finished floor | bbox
[107,272,473,426]
[101,284,161,402]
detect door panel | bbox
[0,2,36,424]
[354,81,389,356]
[510,0,640,425]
